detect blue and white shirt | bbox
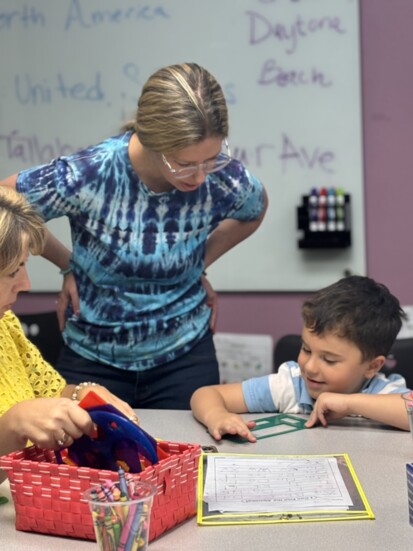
[242,361,410,413]
[17,131,265,370]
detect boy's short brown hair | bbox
[302,275,405,360]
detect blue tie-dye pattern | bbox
[16,131,265,371]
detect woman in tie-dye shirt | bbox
[1,63,268,410]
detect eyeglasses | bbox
[161,139,232,179]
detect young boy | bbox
[190,276,411,442]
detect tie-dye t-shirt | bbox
[16,131,265,371]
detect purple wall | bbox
[14,1,413,346]
[361,0,413,303]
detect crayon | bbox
[120,503,145,551]
[102,485,115,502]
[103,511,119,551]
[118,466,130,498]
[116,502,138,550]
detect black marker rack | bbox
[297,194,351,249]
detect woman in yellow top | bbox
[0,187,138,479]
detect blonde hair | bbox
[122,63,229,153]
[0,187,45,276]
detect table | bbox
[1,410,412,550]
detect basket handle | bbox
[162,469,172,496]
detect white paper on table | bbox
[203,455,353,513]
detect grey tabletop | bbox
[1,409,412,550]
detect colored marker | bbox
[317,206,326,231]
[309,207,318,232]
[327,207,336,231]
[308,187,318,206]
[336,205,345,231]
[327,187,336,206]
[336,187,345,205]
[318,187,327,206]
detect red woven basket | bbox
[0,440,201,542]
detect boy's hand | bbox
[305,392,352,428]
[206,411,257,442]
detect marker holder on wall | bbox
[297,189,351,249]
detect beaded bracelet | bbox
[71,381,97,401]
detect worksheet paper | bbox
[203,455,353,513]
[213,332,273,383]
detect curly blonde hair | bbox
[0,187,45,276]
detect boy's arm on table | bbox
[306,392,410,431]
[190,383,257,442]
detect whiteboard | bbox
[0,0,364,291]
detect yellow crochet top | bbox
[0,310,66,417]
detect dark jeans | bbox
[55,330,219,410]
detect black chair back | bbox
[381,338,413,389]
[18,311,64,366]
[273,334,302,372]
